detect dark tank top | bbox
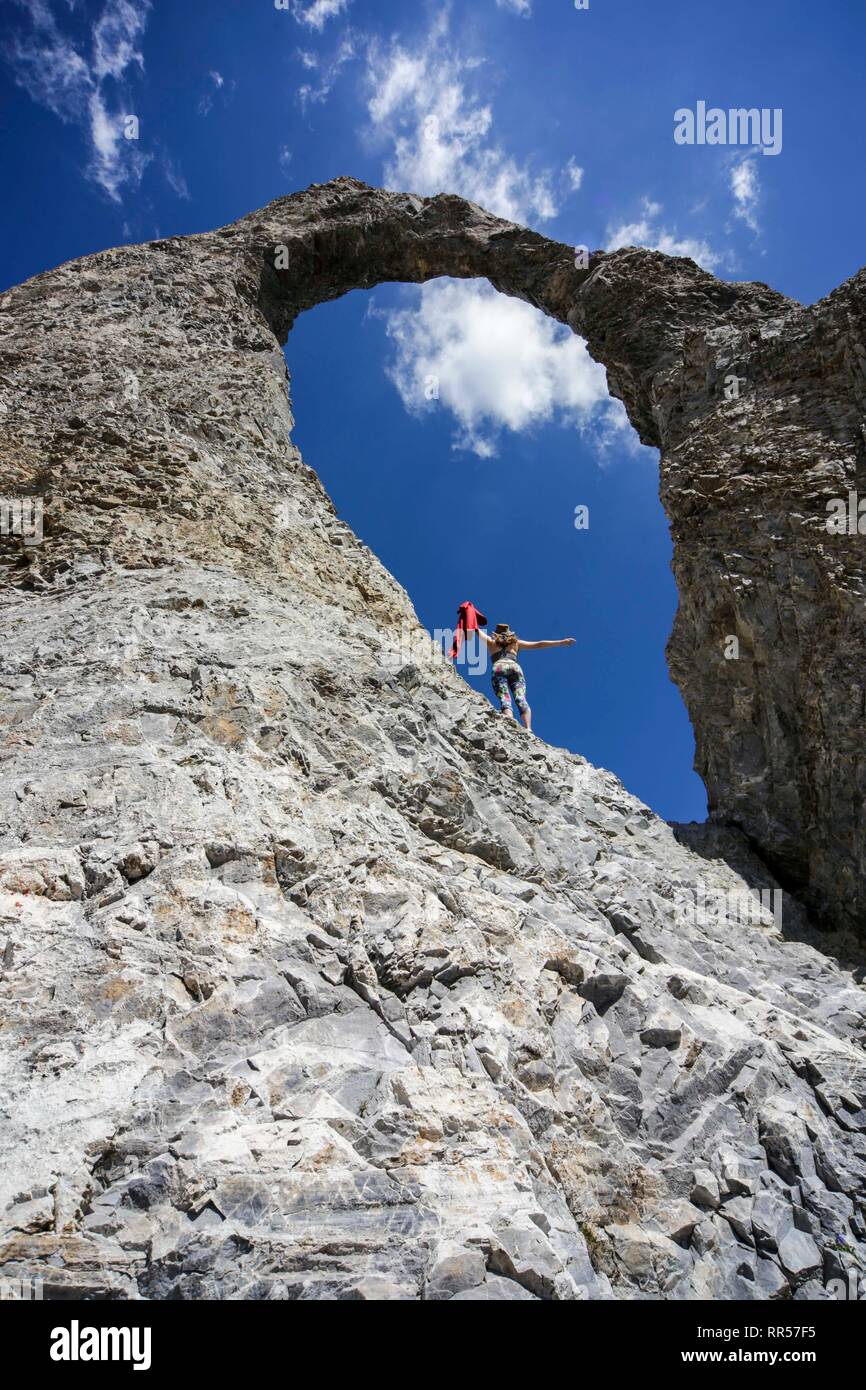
[493,638,520,663]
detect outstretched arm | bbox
[478,630,496,650]
[518,638,576,650]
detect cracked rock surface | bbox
[0,178,864,1300]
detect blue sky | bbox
[2,0,863,822]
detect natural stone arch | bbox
[3,178,866,1303]
[240,177,865,936]
[2,175,864,934]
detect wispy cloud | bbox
[564,156,584,192]
[373,279,615,458]
[496,0,533,15]
[92,0,148,81]
[606,197,723,271]
[364,15,559,225]
[4,0,152,202]
[162,150,189,200]
[729,154,761,234]
[290,0,351,30]
[197,68,225,117]
[590,398,653,463]
[297,32,357,109]
[5,0,92,121]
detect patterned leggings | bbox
[492,660,529,715]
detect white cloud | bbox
[6,0,92,121]
[496,0,533,15]
[5,0,152,202]
[365,18,559,225]
[291,0,351,31]
[91,0,148,82]
[729,154,760,233]
[278,144,293,173]
[590,397,653,463]
[297,32,356,108]
[564,156,584,192]
[606,197,723,271]
[162,151,190,200]
[361,17,651,461]
[198,68,226,116]
[375,279,615,458]
[88,89,136,201]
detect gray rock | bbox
[691,1170,722,1210]
[424,1249,487,1301]
[0,178,864,1301]
[451,1275,538,1301]
[720,1197,755,1245]
[651,1201,702,1247]
[751,1190,795,1253]
[777,1229,823,1279]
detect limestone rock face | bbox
[0,178,864,1300]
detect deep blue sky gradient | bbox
[2,0,863,819]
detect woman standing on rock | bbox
[480,623,575,733]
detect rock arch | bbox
[1,178,865,1300]
[250,177,865,936]
[4,175,862,933]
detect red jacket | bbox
[449,601,487,661]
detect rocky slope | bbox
[0,178,864,1300]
